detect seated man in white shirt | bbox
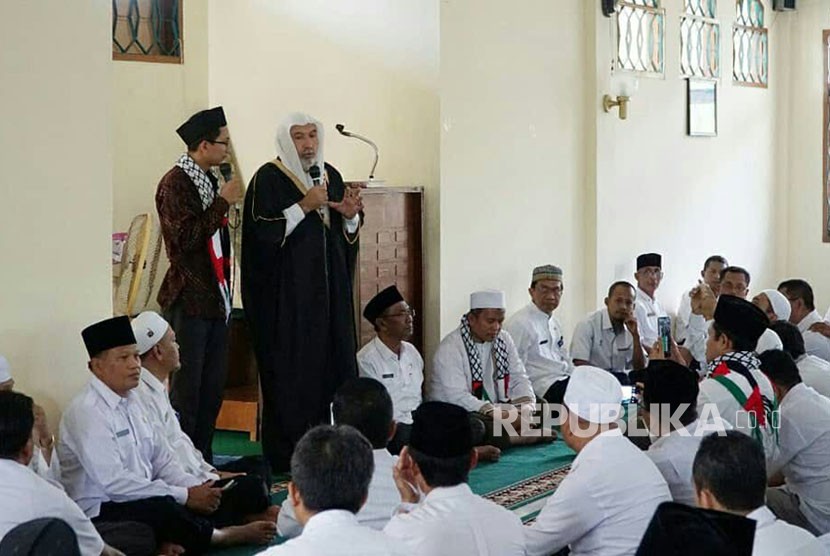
[0,355,60,482]
[686,265,751,370]
[778,279,830,362]
[428,290,549,449]
[384,401,525,556]
[0,391,126,556]
[696,295,778,461]
[524,366,671,556]
[278,377,399,538]
[570,281,647,384]
[759,350,830,535]
[633,252,669,349]
[676,255,727,358]
[58,316,276,555]
[770,320,830,398]
[262,425,402,556]
[130,312,275,526]
[635,360,730,506]
[693,431,823,555]
[505,265,573,405]
[357,285,423,454]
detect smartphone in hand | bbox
[658,316,671,358]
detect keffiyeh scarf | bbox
[176,154,230,320]
[707,351,777,444]
[460,315,510,401]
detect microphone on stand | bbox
[335,124,379,181]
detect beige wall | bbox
[440,0,786,349]
[111,1,209,311]
[778,0,830,314]
[440,0,589,341]
[592,0,783,315]
[206,0,441,354]
[0,1,113,426]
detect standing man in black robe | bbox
[241,113,362,472]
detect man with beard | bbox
[241,113,362,471]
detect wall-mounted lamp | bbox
[603,73,639,120]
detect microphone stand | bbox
[335,124,380,182]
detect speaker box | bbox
[773,0,796,11]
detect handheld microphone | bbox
[335,124,379,180]
[218,163,240,226]
[219,162,233,182]
[308,164,322,185]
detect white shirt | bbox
[797,355,830,399]
[28,445,61,485]
[570,309,637,373]
[697,362,779,461]
[646,417,731,506]
[768,383,830,534]
[747,505,824,556]
[674,289,696,344]
[278,449,399,537]
[634,287,667,348]
[58,377,202,518]
[357,338,423,425]
[757,328,784,354]
[797,311,830,362]
[284,203,360,237]
[428,327,534,412]
[263,509,403,556]
[0,459,104,556]
[133,368,217,481]
[384,483,525,556]
[505,303,573,397]
[524,428,671,556]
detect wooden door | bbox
[355,187,424,353]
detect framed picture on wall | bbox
[687,79,717,137]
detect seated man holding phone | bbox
[58,316,277,554]
[131,312,277,524]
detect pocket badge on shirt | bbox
[382,373,394,379]
[115,429,130,438]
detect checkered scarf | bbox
[175,154,230,320]
[176,154,216,210]
[460,315,510,401]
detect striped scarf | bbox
[176,154,230,320]
[460,315,510,402]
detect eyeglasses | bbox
[639,269,664,278]
[209,140,230,147]
[383,308,415,319]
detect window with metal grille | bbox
[112,0,182,63]
[680,0,720,78]
[616,0,666,76]
[732,0,767,87]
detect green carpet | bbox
[207,432,575,555]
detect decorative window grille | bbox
[616,0,666,76]
[680,0,720,78]
[112,0,182,63]
[732,0,767,87]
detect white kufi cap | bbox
[563,366,623,424]
[470,290,506,310]
[131,311,170,356]
[760,289,792,322]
